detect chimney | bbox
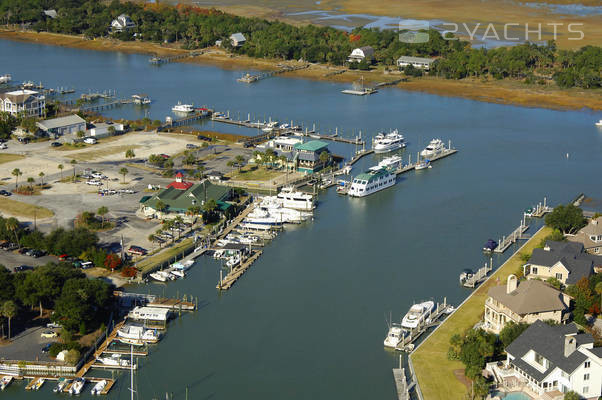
[506,274,518,294]
[564,335,577,357]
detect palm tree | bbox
[119,167,128,184]
[125,149,135,160]
[5,217,19,248]
[173,216,184,240]
[148,234,156,251]
[234,155,245,172]
[70,159,77,180]
[97,206,108,228]
[38,172,45,186]
[27,177,34,190]
[11,168,22,190]
[58,164,64,180]
[1,301,17,340]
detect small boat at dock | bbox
[483,239,498,252]
[0,376,13,390]
[33,378,45,390]
[69,377,85,395]
[384,323,406,348]
[401,301,435,329]
[118,324,161,344]
[415,159,431,170]
[91,379,107,395]
[53,377,69,393]
[459,269,475,287]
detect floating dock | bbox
[494,220,529,253]
[149,51,203,65]
[394,299,453,352]
[102,348,147,356]
[147,297,196,311]
[216,250,263,291]
[526,197,553,218]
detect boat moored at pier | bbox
[401,301,435,329]
[372,130,405,153]
[420,139,445,158]
[347,167,396,197]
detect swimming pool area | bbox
[493,391,532,400]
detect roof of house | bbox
[294,140,328,152]
[142,181,231,213]
[506,321,592,381]
[0,89,41,104]
[546,240,584,254]
[230,33,246,42]
[529,241,594,284]
[43,9,58,18]
[37,115,85,130]
[488,280,568,315]
[397,56,436,64]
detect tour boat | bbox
[0,376,13,390]
[276,187,315,211]
[91,380,107,395]
[483,239,498,252]
[347,167,396,197]
[171,102,194,113]
[53,377,68,393]
[378,155,403,170]
[596,119,602,127]
[420,139,445,157]
[401,301,435,329]
[69,377,86,395]
[414,159,431,170]
[383,323,406,348]
[0,74,11,84]
[372,130,406,153]
[118,324,161,344]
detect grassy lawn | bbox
[410,226,552,400]
[0,198,54,219]
[136,238,194,274]
[0,153,26,164]
[69,145,141,161]
[227,165,285,181]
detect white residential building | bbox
[229,33,246,47]
[569,217,602,256]
[0,89,45,117]
[111,14,136,32]
[505,320,602,399]
[88,122,124,138]
[397,56,435,70]
[348,46,374,63]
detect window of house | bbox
[583,386,589,394]
[532,267,538,274]
[585,361,591,368]
[556,273,563,280]
[584,373,590,381]
[535,353,545,366]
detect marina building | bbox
[504,320,602,398]
[568,217,602,255]
[523,241,601,285]
[88,122,125,138]
[396,56,436,70]
[0,89,45,117]
[229,33,246,47]
[111,14,136,32]
[36,114,86,137]
[348,46,374,63]
[293,140,330,174]
[483,275,570,334]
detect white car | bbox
[86,180,103,186]
[83,137,97,144]
[0,143,7,149]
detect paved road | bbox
[0,249,57,271]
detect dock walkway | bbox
[494,220,529,253]
[393,367,410,400]
[462,260,493,288]
[217,250,263,290]
[394,300,452,352]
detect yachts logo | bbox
[441,22,585,42]
[399,20,430,43]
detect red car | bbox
[127,246,147,256]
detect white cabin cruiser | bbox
[172,102,194,113]
[1,376,13,390]
[378,155,403,169]
[596,119,602,127]
[91,380,107,395]
[383,324,406,348]
[118,324,161,344]
[241,208,285,230]
[69,378,86,395]
[420,139,445,158]
[401,301,435,329]
[373,130,405,153]
[276,187,315,211]
[0,74,11,84]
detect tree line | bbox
[1,0,599,89]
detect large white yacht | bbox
[420,139,445,158]
[383,323,406,348]
[240,208,284,230]
[347,167,396,197]
[276,187,315,211]
[401,301,435,329]
[378,155,403,169]
[259,197,313,223]
[372,130,405,153]
[171,102,194,113]
[118,324,161,344]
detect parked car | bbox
[14,265,33,272]
[41,343,52,353]
[186,143,199,149]
[50,141,62,147]
[41,330,57,338]
[197,134,211,142]
[86,180,103,186]
[46,322,61,329]
[83,137,97,144]
[0,143,7,149]
[17,247,30,254]
[81,261,93,269]
[0,189,11,196]
[29,249,45,258]
[127,245,147,256]
[17,137,30,144]
[58,254,68,261]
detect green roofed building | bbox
[139,179,233,221]
[293,140,330,174]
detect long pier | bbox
[216,250,263,290]
[494,219,529,253]
[393,363,410,400]
[527,197,553,218]
[149,51,203,65]
[76,98,133,112]
[237,64,309,83]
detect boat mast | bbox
[130,344,135,400]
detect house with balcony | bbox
[523,241,601,286]
[569,216,602,256]
[484,275,570,334]
[293,140,330,174]
[0,89,45,117]
[504,320,602,399]
[396,56,436,70]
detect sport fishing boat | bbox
[171,102,194,113]
[378,155,403,169]
[401,301,435,329]
[276,187,315,211]
[53,377,69,393]
[372,130,406,153]
[347,167,396,197]
[149,270,174,282]
[69,378,86,395]
[91,379,107,395]
[262,121,279,132]
[420,139,445,158]
[0,376,13,390]
[383,323,406,348]
[118,324,161,344]
[483,239,498,252]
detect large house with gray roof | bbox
[36,114,86,137]
[484,275,570,334]
[523,241,602,285]
[505,320,602,398]
[569,217,602,256]
[0,89,45,117]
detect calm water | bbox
[2,39,602,399]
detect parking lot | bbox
[0,325,57,363]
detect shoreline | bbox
[1,30,601,112]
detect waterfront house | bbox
[229,33,246,47]
[348,46,374,63]
[568,217,602,256]
[523,241,598,285]
[504,320,602,399]
[36,114,86,138]
[111,14,136,32]
[484,275,570,334]
[293,140,330,174]
[139,179,234,221]
[0,89,45,117]
[396,56,435,70]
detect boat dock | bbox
[76,320,126,378]
[25,377,44,390]
[91,362,137,370]
[161,110,211,130]
[461,259,493,288]
[63,377,115,395]
[527,197,553,218]
[149,51,203,65]
[217,250,263,290]
[392,359,411,400]
[76,98,133,112]
[147,297,197,311]
[102,348,148,356]
[395,299,452,352]
[341,88,378,96]
[494,219,529,253]
[236,64,309,83]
